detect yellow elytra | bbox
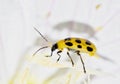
[51,37,96,57]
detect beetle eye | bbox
[51,43,58,51]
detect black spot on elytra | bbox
[64,38,71,41]
[75,39,81,43]
[77,45,82,48]
[87,47,93,52]
[86,40,91,45]
[65,42,73,46]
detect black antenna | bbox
[34,27,48,42]
[33,46,49,56]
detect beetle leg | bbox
[56,50,62,62]
[67,52,74,67]
[76,51,86,74]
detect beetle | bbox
[33,28,97,74]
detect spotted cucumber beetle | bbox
[33,28,97,74]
